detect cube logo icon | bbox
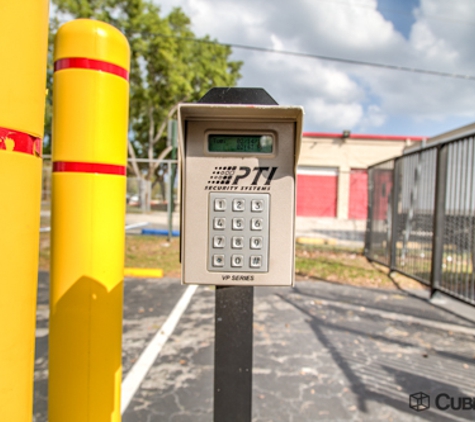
[409,392,430,412]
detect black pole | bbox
[197,87,278,422]
[430,145,448,297]
[364,167,373,258]
[214,286,253,421]
[390,159,400,271]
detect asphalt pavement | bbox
[34,272,475,421]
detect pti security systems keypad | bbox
[208,193,270,272]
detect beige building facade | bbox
[297,132,425,219]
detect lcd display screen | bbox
[208,135,273,153]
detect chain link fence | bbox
[365,132,475,306]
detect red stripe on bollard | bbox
[0,127,42,157]
[53,161,126,175]
[54,57,129,81]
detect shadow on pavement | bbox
[277,289,475,421]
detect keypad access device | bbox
[178,101,303,286]
[208,193,270,272]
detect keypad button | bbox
[250,236,263,249]
[231,255,244,267]
[251,199,264,212]
[250,255,262,268]
[232,237,244,249]
[232,218,244,230]
[213,236,225,248]
[251,218,263,231]
[214,198,227,211]
[213,255,225,267]
[232,198,245,212]
[213,217,226,230]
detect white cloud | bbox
[413,0,475,71]
[157,0,475,136]
[410,21,458,61]
[305,98,363,129]
[358,105,386,131]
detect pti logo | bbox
[207,166,277,186]
[208,166,237,185]
[409,392,430,412]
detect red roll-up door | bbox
[297,167,338,217]
[349,169,368,220]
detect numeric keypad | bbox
[208,193,269,273]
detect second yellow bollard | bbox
[49,19,130,422]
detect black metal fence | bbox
[365,131,475,306]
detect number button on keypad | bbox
[250,237,262,249]
[251,218,263,231]
[232,218,244,230]
[214,198,227,211]
[213,236,225,248]
[232,237,244,249]
[231,255,244,268]
[251,199,264,212]
[213,217,226,230]
[233,199,245,212]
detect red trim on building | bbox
[303,132,426,141]
[54,57,129,81]
[53,161,126,176]
[0,127,42,157]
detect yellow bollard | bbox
[49,19,130,422]
[0,1,49,420]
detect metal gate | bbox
[365,132,475,306]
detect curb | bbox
[124,268,164,278]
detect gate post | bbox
[390,159,400,271]
[430,145,448,296]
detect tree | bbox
[47,0,242,208]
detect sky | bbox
[156,0,475,138]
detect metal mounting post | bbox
[198,87,278,422]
